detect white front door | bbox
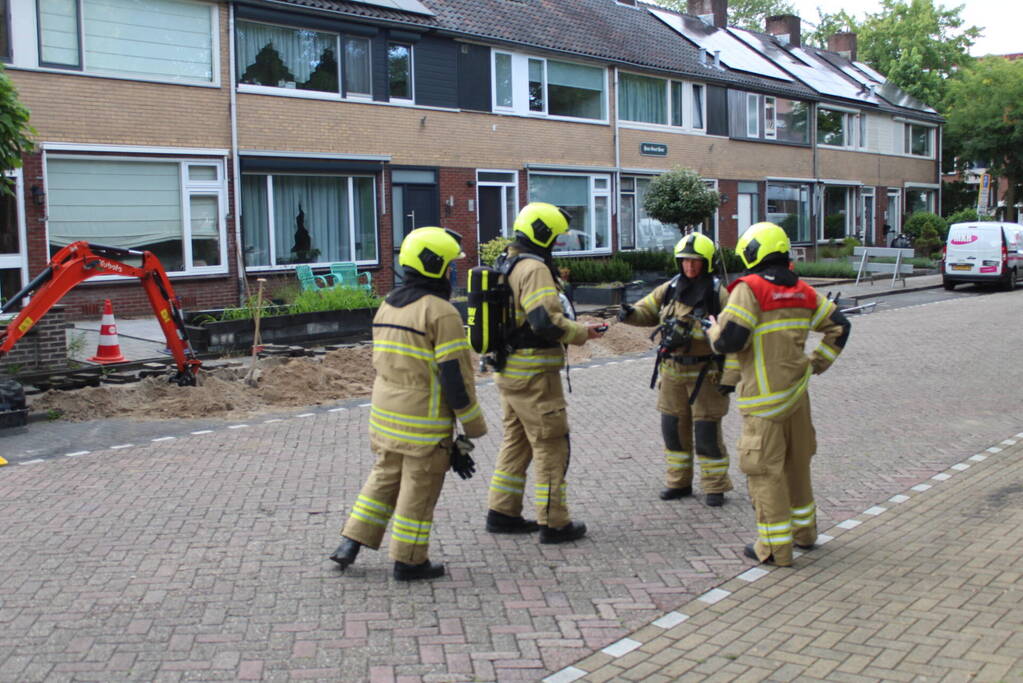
[0,170,28,304]
[885,189,901,245]
[737,194,754,235]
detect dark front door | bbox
[478,186,503,246]
[392,184,439,285]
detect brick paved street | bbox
[2,286,1022,681]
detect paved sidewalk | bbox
[548,434,1023,682]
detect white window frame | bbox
[617,70,706,131]
[387,42,414,102]
[0,169,29,300]
[528,171,612,256]
[491,50,608,124]
[43,154,229,279]
[746,93,760,138]
[475,169,519,240]
[903,183,939,215]
[817,106,852,148]
[903,121,935,159]
[343,35,373,99]
[819,184,856,243]
[242,172,380,271]
[764,96,777,140]
[18,0,219,86]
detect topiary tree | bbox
[0,64,35,197]
[642,167,720,235]
[903,211,947,256]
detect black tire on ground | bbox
[1003,268,1017,292]
[943,279,956,291]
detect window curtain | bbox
[237,21,336,89]
[345,37,371,94]
[47,159,182,249]
[84,0,213,81]
[272,176,349,264]
[353,177,376,261]
[494,53,513,107]
[547,60,604,119]
[241,175,270,266]
[619,74,665,124]
[692,85,704,128]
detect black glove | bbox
[617,304,634,322]
[450,435,476,480]
[717,384,735,396]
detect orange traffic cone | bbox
[89,299,126,364]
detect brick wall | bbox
[1,305,69,373]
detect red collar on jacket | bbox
[729,273,817,312]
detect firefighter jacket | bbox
[369,295,486,456]
[495,245,589,390]
[624,276,741,387]
[708,273,851,421]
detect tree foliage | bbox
[656,0,794,32]
[945,57,1023,222]
[642,167,720,233]
[0,65,34,196]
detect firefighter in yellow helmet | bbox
[618,232,738,506]
[330,227,487,581]
[485,202,605,543]
[707,222,851,567]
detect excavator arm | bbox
[0,241,201,386]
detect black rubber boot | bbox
[795,543,816,550]
[539,521,588,544]
[329,537,362,570]
[744,543,776,565]
[486,509,540,534]
[393,560,446,581]
[705,492,725,507]
[659,485,693,500]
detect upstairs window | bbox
[237,21,371,97]
[493,51,606,121]
[619,72,705,130]
[817,107,846,146]
[905,123,933,157]
[387,43,413,100]
[38,0,215,82]
[746,94,760,137]
[1,0,11,61]
[776,99,809,144]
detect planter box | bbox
[186,307,375,353]
[571,285,626,306]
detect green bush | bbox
[479,236,512,266]
[207,286,381,322]
[717,246,745,274]
[903,211,949,242]
[913,225,943,258]
[823,214,845,240]
[556,257,633,284]
[615,249,675,273]
[793,261,857,278]
[945,208,997,225]
[819,237,861,259]
[642,167,720,230]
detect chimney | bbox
[765,14,801,47]
[687,0,727,28]
[828,32,857,61]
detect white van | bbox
[942,221,1023,290]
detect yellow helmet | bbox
[513,202,571,248]
[674,232,716,274]
[736,222,790,269]
[398,226,465,279]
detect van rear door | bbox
[946,224,1002,276]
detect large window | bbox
[528,173,610,254]
[619,176,717,250]
[618,72,705,130]
[492,51,606,121]
[241,173,377,267]
[775,98,809,144]
[767,182,810,244]
[37,0,214,82]
[46,157,226,273]
[905,187,935,215]
[817,108,846,146]
[387,43,412,100]
[822,186,851,240]
[237,21,371,97]
[904,123,933,157]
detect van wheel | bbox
[1003,268,1017,291]
[943,279,956,291]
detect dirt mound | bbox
[30,317,655,422]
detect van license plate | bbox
[951,264,972,271]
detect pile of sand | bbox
[30,316,655,422]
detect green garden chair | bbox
[329,262,373,292]
[295,264,332,292]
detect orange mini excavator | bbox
[0,241,202,386]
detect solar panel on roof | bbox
[787,46,876,102]
[352,0,434,16]
[649,8,793,82]
[853,61,887,83]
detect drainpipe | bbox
[811,101,819,242]
[613,67,621,250]
[937,125,943,216]
[228,3,248,303]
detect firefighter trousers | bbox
[489,371,572,529]
[737,392,817,567]
[340,442,450,565]
[656,368,733,494]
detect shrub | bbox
[555,257,633,284]
[479,236,512,266]
[616,249,675,273]
[913,225,943,258]
[793,261,857,278]
[945,208,997,225]
[642,167,720,231]
[206,286,381,322]
[819,237,861,259]
[823,214,845,240]
[717,246,745,275]
[903,211,948,242]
